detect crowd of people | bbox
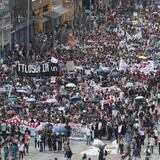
[0,0,160,160]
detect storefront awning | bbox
[53,6,69,15]
[32,16,49,23]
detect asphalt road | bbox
[23,137,160,160]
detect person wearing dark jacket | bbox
[98,147,104,160]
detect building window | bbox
[43,5,48,13]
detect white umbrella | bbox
[58,107,65,111]
[81,146,118,156]
[92,139,104,147]
[46,98,57,103]
[27,98,36,102]
[135,96,144,100]
[66,83,76,88]
[125,82,135,88]
[75,66,83,70]
[17,89,29,94]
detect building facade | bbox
[9,0,33,48]
[32,0,72,32]
[0,0,12,56]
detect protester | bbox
[85,125,92,145]
[64,142,73,160]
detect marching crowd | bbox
[0,0,160,160]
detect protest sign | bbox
[16,63,59,77]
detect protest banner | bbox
[40,122,86,141]
[6,118,86,140]
[16,63,59,77]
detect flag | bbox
[119,58,128,71]
[139,61,154,75]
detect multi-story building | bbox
[0,0,77,53]
[0,0,12,56]
[9,0,33,48]
[32,0,71,32]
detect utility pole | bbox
[0,0,4,57]
[27,0,30,58]
[72,0,75,36]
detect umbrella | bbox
[138,56,148,60]
[99,67,110,73]
[58,62,65,68]
[128,47,136,51]
[12,104,22,109]
[75,66,83,70]
[21,86,30,90]
[135,96,144,100]
[87,40,95,43]
[58,107,65,111]
[17,89,30,94]
[36,101,47,104]
[46,98,57,103]
[7,110,16,115]
[0,88,6,93]
[66,83,76,88]
[125,82,135,88]
[5,96,20,103]
[8,104,22,109]
[9,95,18,98]
[33,89,43,93]
[4,84,13,88]
[34,78,45,83]
[70,95,81,101]
[27,98,36,102]
[60,92,69,97]
[92,139,104,147]
[111,71,120,77]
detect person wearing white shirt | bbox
[18,142,25,160]
[98,121,102,139]
[153,128,158,146]
[85,125,91,145]
[149,136,155,153]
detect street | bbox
[24,137,160,160]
